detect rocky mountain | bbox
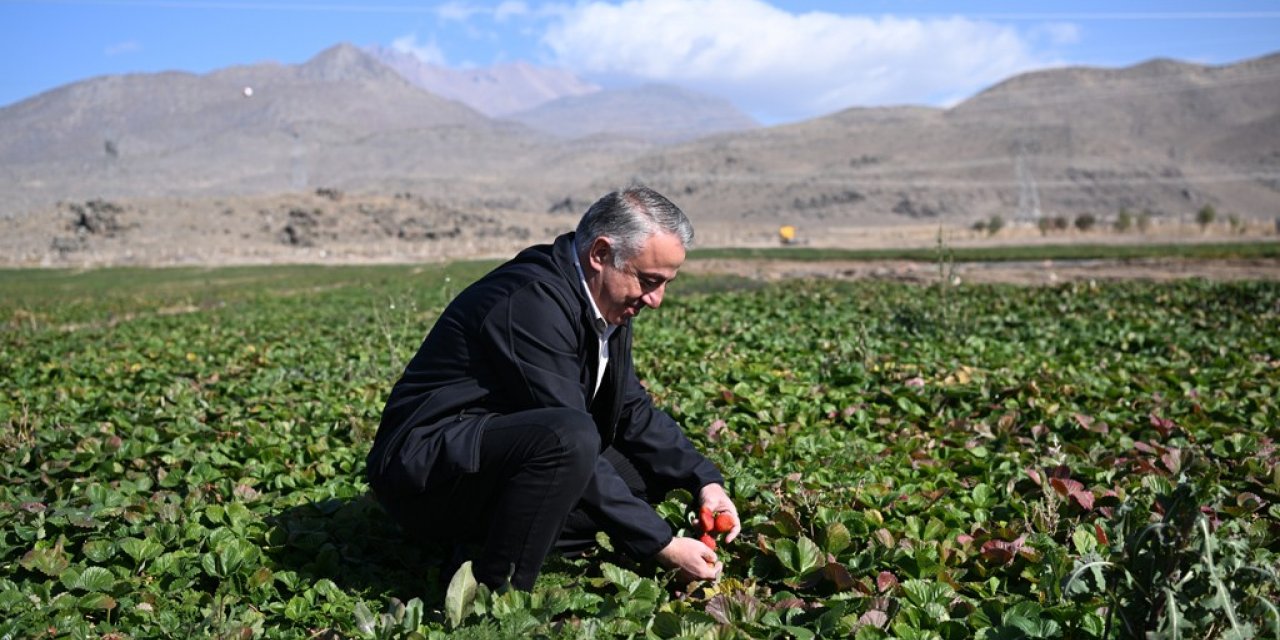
[2,46,1278,265]
[591,52,1280,226]
[363,47,756,142]
[365,46,601,117]
[505,83,759,143]
[0,44,588,217]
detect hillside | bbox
[505,83,760,143]
[1,47,1278,265]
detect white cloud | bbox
[494,1,530,22]
[105,40,141,56]
[392,34,447,65]
[437,1,483,22]
[1035,22,1082,45]
[540,0,1057,123]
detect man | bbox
[366,186,740,591]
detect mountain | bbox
[366,46,600,117]
[0,44,557,215]
[364,48,755,142]
[2,47,1278,265]
[596,53,1280,226]
[505,83,760,143]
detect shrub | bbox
[986,215,1005,236]
[1137,210,1153,233]
[1196,205,1216,232]
[1115,208,1133,233]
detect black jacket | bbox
[366,232,723,557]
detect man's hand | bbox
[656,536,721,582]
[698,483,741,543]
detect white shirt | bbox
[573,241,617,398]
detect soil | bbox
[682,256,1280,286]
[3,192,1277,285]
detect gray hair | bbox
[575,186,694,268]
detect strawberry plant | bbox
[2,267,1278,638]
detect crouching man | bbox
[366,186,740,590]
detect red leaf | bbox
[874,528,894,548]
[1094,524,1109,546]
[1133,441,1159,455]
[980,540,1014,565]
[876,570,898,593]
[824,562,856,591]
[707,419,727,442]
[1149,413,1176,437]
[1073,413,1108,433]
[1049,477,1083,498]
[1070,489,1095,511]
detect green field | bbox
[2,262,1278,638]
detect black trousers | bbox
[379,408,652,590]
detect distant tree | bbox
[1052,216,1070,231]
[1037,217,1054,236]
[1115,208,1133,233]
[986,215,1005,236]
[1075,214,1097,232]
[971,220,988,234]
[1196,205,1216,232]
[1227,213,1243,235]
[1137,210,1154,234]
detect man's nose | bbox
[642,284,665,309]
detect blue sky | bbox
[2,0,1278,123]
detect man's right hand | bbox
[656,536,721,582]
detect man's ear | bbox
[587,237,613,271]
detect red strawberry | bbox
[698,507,715,533]
[699,533,717,550]
[714,512,734,534]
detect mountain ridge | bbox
[2,45,1278,266]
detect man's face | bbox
[584,231,685,326]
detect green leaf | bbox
[444,561,478,629]
[284,595,308,621]
[81,539,115,563]
[77,592,117,611]
[601,562,643,594]
[1071,525,1097,554]
[823,521,852,555]
[19,541,70,577]
[901,579,955,608]
[795,536,823,575]
[353,601,376,636]
[68,566,115,592]
[651,611,683,639]
[119,537,164,563]
[215,538,255,575]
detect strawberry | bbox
[699,533,717,550]
[714,512,734,534]
[698,506,715,533]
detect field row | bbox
[1,266,1278,638]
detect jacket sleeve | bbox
[578,455,674,558]
[612,370,725,494]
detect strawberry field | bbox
[2,263,1278,639]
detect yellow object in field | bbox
[778,225,796,243]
